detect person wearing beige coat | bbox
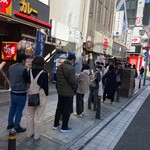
[75,63,90,117]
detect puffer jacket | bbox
[56,60,77,96]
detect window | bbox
[97,1,102,23]
[89,0,94,18]
[103,7,108,29]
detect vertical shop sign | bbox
[1,42,17,61]
[35,30,46,56]
[0,0,12,16]
[114,11,124,36]
[103,38,108,49]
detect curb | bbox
[68,84,150,150]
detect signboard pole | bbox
[143,49,149,86]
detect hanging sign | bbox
[0,0,12,16]
[1,42,17,61]
[35,30,46,56]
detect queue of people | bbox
[7,53,49,140]
[8,52,139,138]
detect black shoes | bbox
[14,126,26,133]
[60,127,72,133]
[7,124,26,133]
[7,124,14,129]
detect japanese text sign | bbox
[0,0,12,16]
[1,42,17,61]
[103,38,108,49]
[35,30,46,56]
[20,0,38,15]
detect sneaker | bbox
[53,124,60,130]
[74,113,83,117]
[14,126,26,133]
[7,124,14,130]
[60,127,72,133]
[74,112,77,116]
[77,114,83,117]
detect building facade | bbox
[0,0,51,89]
[126,0,147,71]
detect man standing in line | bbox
[53,54,77,132]
[7,53,29,133]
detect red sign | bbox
[103,38,108,49]
[1,42,17,61]
[135,17,141,25]
[131,36,141,44]
[14,11,52,28]
[0,0,12,16]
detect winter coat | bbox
[76,70,90,94]
[102,70,117,94]
[56,60,77,96]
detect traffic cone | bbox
[8,129,16,150]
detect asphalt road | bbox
[114,93,150,150]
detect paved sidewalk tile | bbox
[0,79,149,150]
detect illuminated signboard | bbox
[1,42,17,61]
[0,0,12,16]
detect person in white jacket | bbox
[75,63,90,117]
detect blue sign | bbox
[35,30,46,56]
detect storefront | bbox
[0,0,52,89]
[112,42,127,58]
[127,45,145,71]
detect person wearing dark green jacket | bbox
[53,54,77,133]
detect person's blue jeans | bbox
[8,93,26,129]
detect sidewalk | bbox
[0,79,149,150]
[82,84,150,150]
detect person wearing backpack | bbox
[26,56,49,140]
[88,65,101,111]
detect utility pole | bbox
[143,52,148,86]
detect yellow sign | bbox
[20,0,38,15]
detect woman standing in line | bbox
[102,64,117,104]
[26,56,49,139]
[75,63,90,117]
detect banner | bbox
[114,11,124,36]
[0,0,12,16]
[1,42,17,61]
[35,30,46,56]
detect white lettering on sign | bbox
[4,44,11,54]
[0,0,8,4]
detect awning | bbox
[0,13,52,30]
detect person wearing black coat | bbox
[102,64,117,104]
